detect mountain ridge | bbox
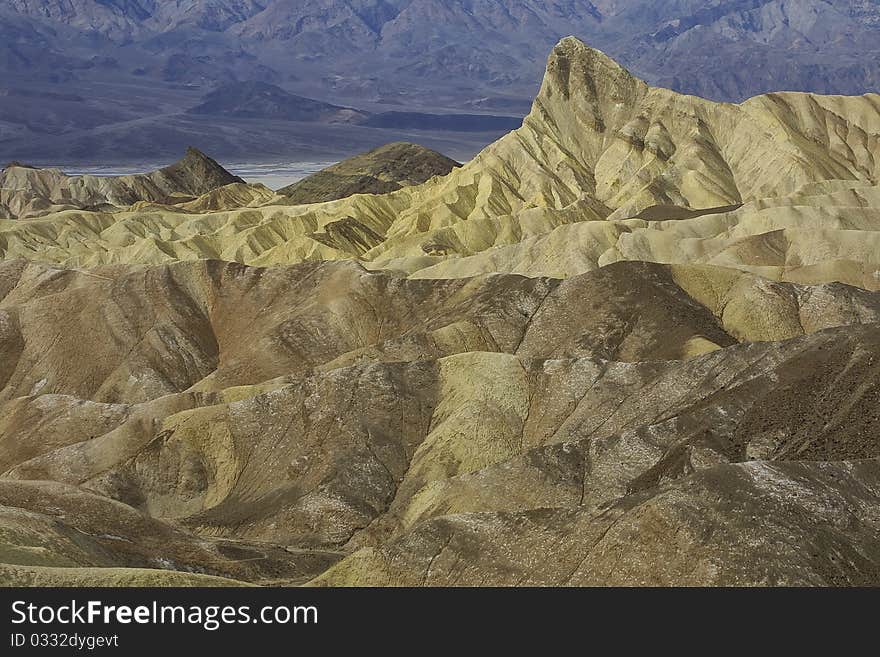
[188,81,369,123]
[3,1,880,161]
[2,37,879,292]
[0,147,242,218]
[2,37,880,587]
[4,1,879,99]
[2,257,880,585]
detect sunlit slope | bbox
[1,37,879,287]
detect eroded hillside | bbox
[3,39,879,289]
[1,38,879,587]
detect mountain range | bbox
[1,1,879,163]
[1,37,880,586]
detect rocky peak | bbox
[538,36,648,111]
[522,36,650,168]
[156,147,244,196]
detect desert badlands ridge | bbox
[1,38,880,586]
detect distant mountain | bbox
[2,1,880,161]
[2,0,265,37]
[188,82,367,123]
[5,1,879,100]
[362,112,522,132]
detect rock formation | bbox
[0,148,243,219]
[1,39,880,587]
[2,39,878,290]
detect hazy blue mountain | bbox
[188,81,368,122]
[2,1,879,162]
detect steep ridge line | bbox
[0,38,877,290]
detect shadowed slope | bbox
[278,142,461,204]
[3,258,879,406]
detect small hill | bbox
[277,142,460,203]
[188,81,366,123]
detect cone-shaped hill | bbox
[278,142,461,204]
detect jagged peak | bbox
[177,146,221,168]
[521,36,651,160]
[158,147,243,195]
[537,36,648,107]
[553,36,631,73]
